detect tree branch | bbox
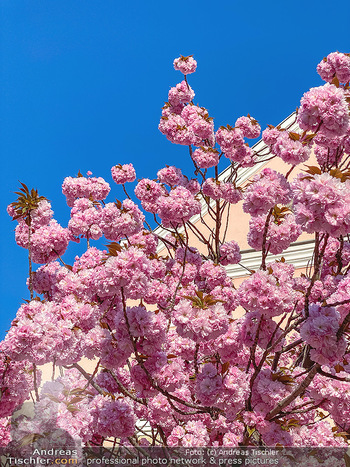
[265,364,320,421]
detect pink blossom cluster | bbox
[30,220,71,264]
[235,115,261,139]
[100,199,145,241]
[202,178,242,203]
[128,230,158,255]
[261,126,281,148]
[236,269,296,317]
[0,418,11,446]
[243,168,291,216]
[59,295,101,331]
[157,186,201,227]
[203,114,260,167]
[72,245,106,272]
[215,125,256,166]
[159,56,216,148]
[31,248,106,302]
[310,373,350,433]
[222,428,243,446]
[262,127,312,166]
[313,131,350,151]
[0,353,35,418]
[300,304,347,365]
[115,306,167,353]
[111,163,136,184]
[91,396,135,439]
[173,300,229,342]
[144,279,171,308]
[168,81,195,109]
[157,166,184,186]
[170,260,198,287]
[272,130,311,165]
[313,132,350,169]
[145,393,177,430]
[239,312,285,351]
[7,199,54,230]
[219,240,241,265]
[166,329,196,361]
[153,356,188,393]
[192,146,219,168]
[15,220,71,264]
[2,300,84,365]
[175,245,202,266]
[218,367,250,418]
[161,55,263,171]
[158,113,198,146]
[68,198,103,240]
[253,368,293,412]
[297,83,350,137]
[173,55,197,75]
[196,363,222,405]
[199,261,231,290]
[93,246,150,299]
[168,420,209,446]
[159,103,214,147]
[216,313,284,367]
[292,172,350,236]
[327,275,350,320]
[9,199,71,264]
[29,200,54,228]
[215,126,243,152]
[314,143,340,167]
[85,326,133,369]
[62,174,110,207]
[291,422,348,448]
[31,261,70,297]
[226,145,256,167]
[171,179,191,197]
[248,213,301,254]
[134,176,199,225]
[186,178,201,194]
[134,178,166,210]
[181,105,214,141]
[269,260,295,283]
[210,284,237,313]
[321,237,350,278]
[292,276,334,315]
[317,52,350,84]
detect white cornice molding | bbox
[225,240,315,278]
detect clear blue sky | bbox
[1,0,349,338]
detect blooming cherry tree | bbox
[1,52,350,455]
